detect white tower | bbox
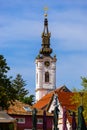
[35,13,57,101]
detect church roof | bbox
[33,86,78,125]
[39,16,53,57]
[55,91,76,111]
[33,85,75,111]
[33,91,54,110]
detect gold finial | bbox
[44,7,48,17]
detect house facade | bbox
[33,86,77,130]
[11,115,53,130]
[7,100,53,130]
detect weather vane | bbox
[44,7,48,17]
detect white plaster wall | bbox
[50,62,56,89]
[36,89,48,101]
[35,57,56,101]
[36,61,43,89]
[48,95,71,130]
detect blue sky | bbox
[0,0,87,95]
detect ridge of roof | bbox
[33,85,71,110]
[55,85,71,92]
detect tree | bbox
[80,77,87,121]
[0,55,35,108]
[0,55,17,109]
[12,74,35,105]
[71,77,87,121]
[81,76,87,91]
[23,95,35,105]
[12,74,29,101]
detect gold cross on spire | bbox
[44,7,48,17]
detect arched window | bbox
[37,73,38,83]
[45,72,49,82]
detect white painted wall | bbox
[35,57,56,101]
[48,95,71,130]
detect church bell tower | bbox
[35,12,57,101]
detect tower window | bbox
[45,72,49,82]
[37,73,38,83]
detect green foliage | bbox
[0,55,10,75]
[23,95,35,105]
[71,77,87,121]
[9,123,14,130]
[72,92,87,121]
[81,77,87,121]
[72,87,78,92]
[0,55,35,108]
[12,74,35,105]
[12,74,29,101]
[0,55,17,109]
[81,76,87,91]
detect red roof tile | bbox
[33,86,78,124]
[7,100,33,115]
[33,91,54,109]
[33,86,72,110]
[7,100,53,116]
[56,91,77,111]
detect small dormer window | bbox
[23,106,31,112]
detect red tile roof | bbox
[7,100,53,116]
[33,91,54,109]
[33,86,73,110]
[56,91,77,111]
[7,100,33,115]
[33,86,78,125]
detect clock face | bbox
[44,61,50,67]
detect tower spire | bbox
[44,7,48,17]
[35,11,57,101]
[44,7,48,34]
[39,8,52,56]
